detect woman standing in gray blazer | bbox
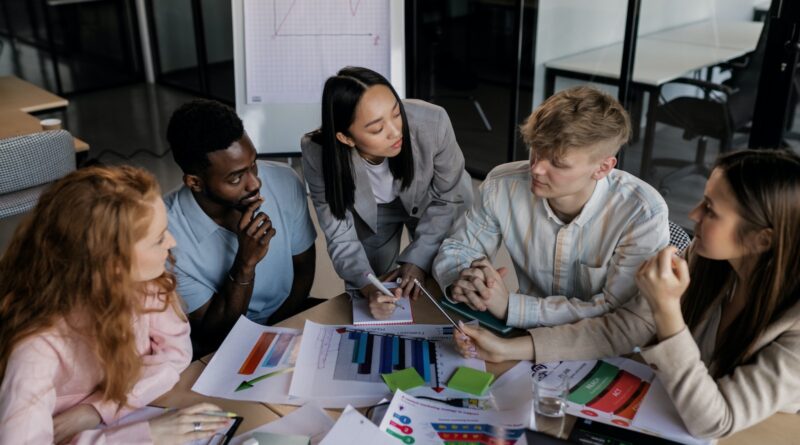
[301,66,472,320]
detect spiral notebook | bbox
[351,282,414,325]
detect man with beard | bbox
[164,100,317,355]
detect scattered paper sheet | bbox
[230,403,334,445]
[379,390,529,445]
[193,316,301,403]
[319,406,397,445]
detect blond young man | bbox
[432,86,669,329]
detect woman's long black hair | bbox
[309,66,414,220]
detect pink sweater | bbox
[0,294,191,444]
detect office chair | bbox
[0,130,76,219]
[639,18,770,194]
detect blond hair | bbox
[520,86,631,160]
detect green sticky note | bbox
[253,432,310,445]
[382,367,426,392]
[446,366,495,396]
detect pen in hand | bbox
[366,273,406,310]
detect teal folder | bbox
[440,298,515,336]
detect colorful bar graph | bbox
[333,328,442,386]
[380,335,393,374]
[392,336,400,367]
[238,332,276,375]
[358,333,374,374]
[263,333,293,367]
[395,336,405,370]
[412,339,423,382]
[421,340,431,383]
[357,332,368,364]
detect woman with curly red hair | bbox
[0,166,228,443]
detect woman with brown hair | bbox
[0,166,229,443]
[455,149,800,439]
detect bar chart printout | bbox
[333,329,438,384]
[289,321,486,408]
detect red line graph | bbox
[272,0,372,37]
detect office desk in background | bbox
[544,21,760,175]
[158,286,800,443]
[647,21,763,52]
[0,76,89,152]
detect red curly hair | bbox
[0,165,184,406]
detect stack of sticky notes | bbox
[381,368,426,392]
[446,366,495,396]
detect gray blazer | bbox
[301,99,473,289]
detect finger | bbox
[181,403,224,414]
[474,262,502,281]
[401,280,415,298]
[497,267,509,278]
[373,294,398,305]
[458,321,482,341]
[464,287,487,311]
[471,277,491,300]
[657,247,677,277]
[410,284,421,300]
[245,214,268,236]
[453,279,478,293]
[675,257,690,284]
[638,256,655,276]
[251,218,274,240]
[259,227,277,245]
[470,257,491,268]
[461,267,487,282]
[239,199,263,230]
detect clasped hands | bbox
[451,258,510,320]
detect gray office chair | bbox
[640,13,771,193]
[0,130,76,219]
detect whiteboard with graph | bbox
[232,0,405,155]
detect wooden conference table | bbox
[0,76,89,152]
[156,286,799,444]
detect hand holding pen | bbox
[361,272,405,319]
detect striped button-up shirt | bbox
[432,161,669,328]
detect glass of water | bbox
[532,370,568,418]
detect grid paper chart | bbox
[244,0,391,104]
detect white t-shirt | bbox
[361,157,399,204]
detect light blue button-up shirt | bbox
[165,161,316,323]
[432,161,669,328]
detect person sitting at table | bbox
[432,85,669,328]
[454,149,800,439]
[165,99,317,355]
[0,166,229,444]
[301,66,473,320]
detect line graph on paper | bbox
[244,0,390,103]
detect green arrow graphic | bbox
[235,367,294,392]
